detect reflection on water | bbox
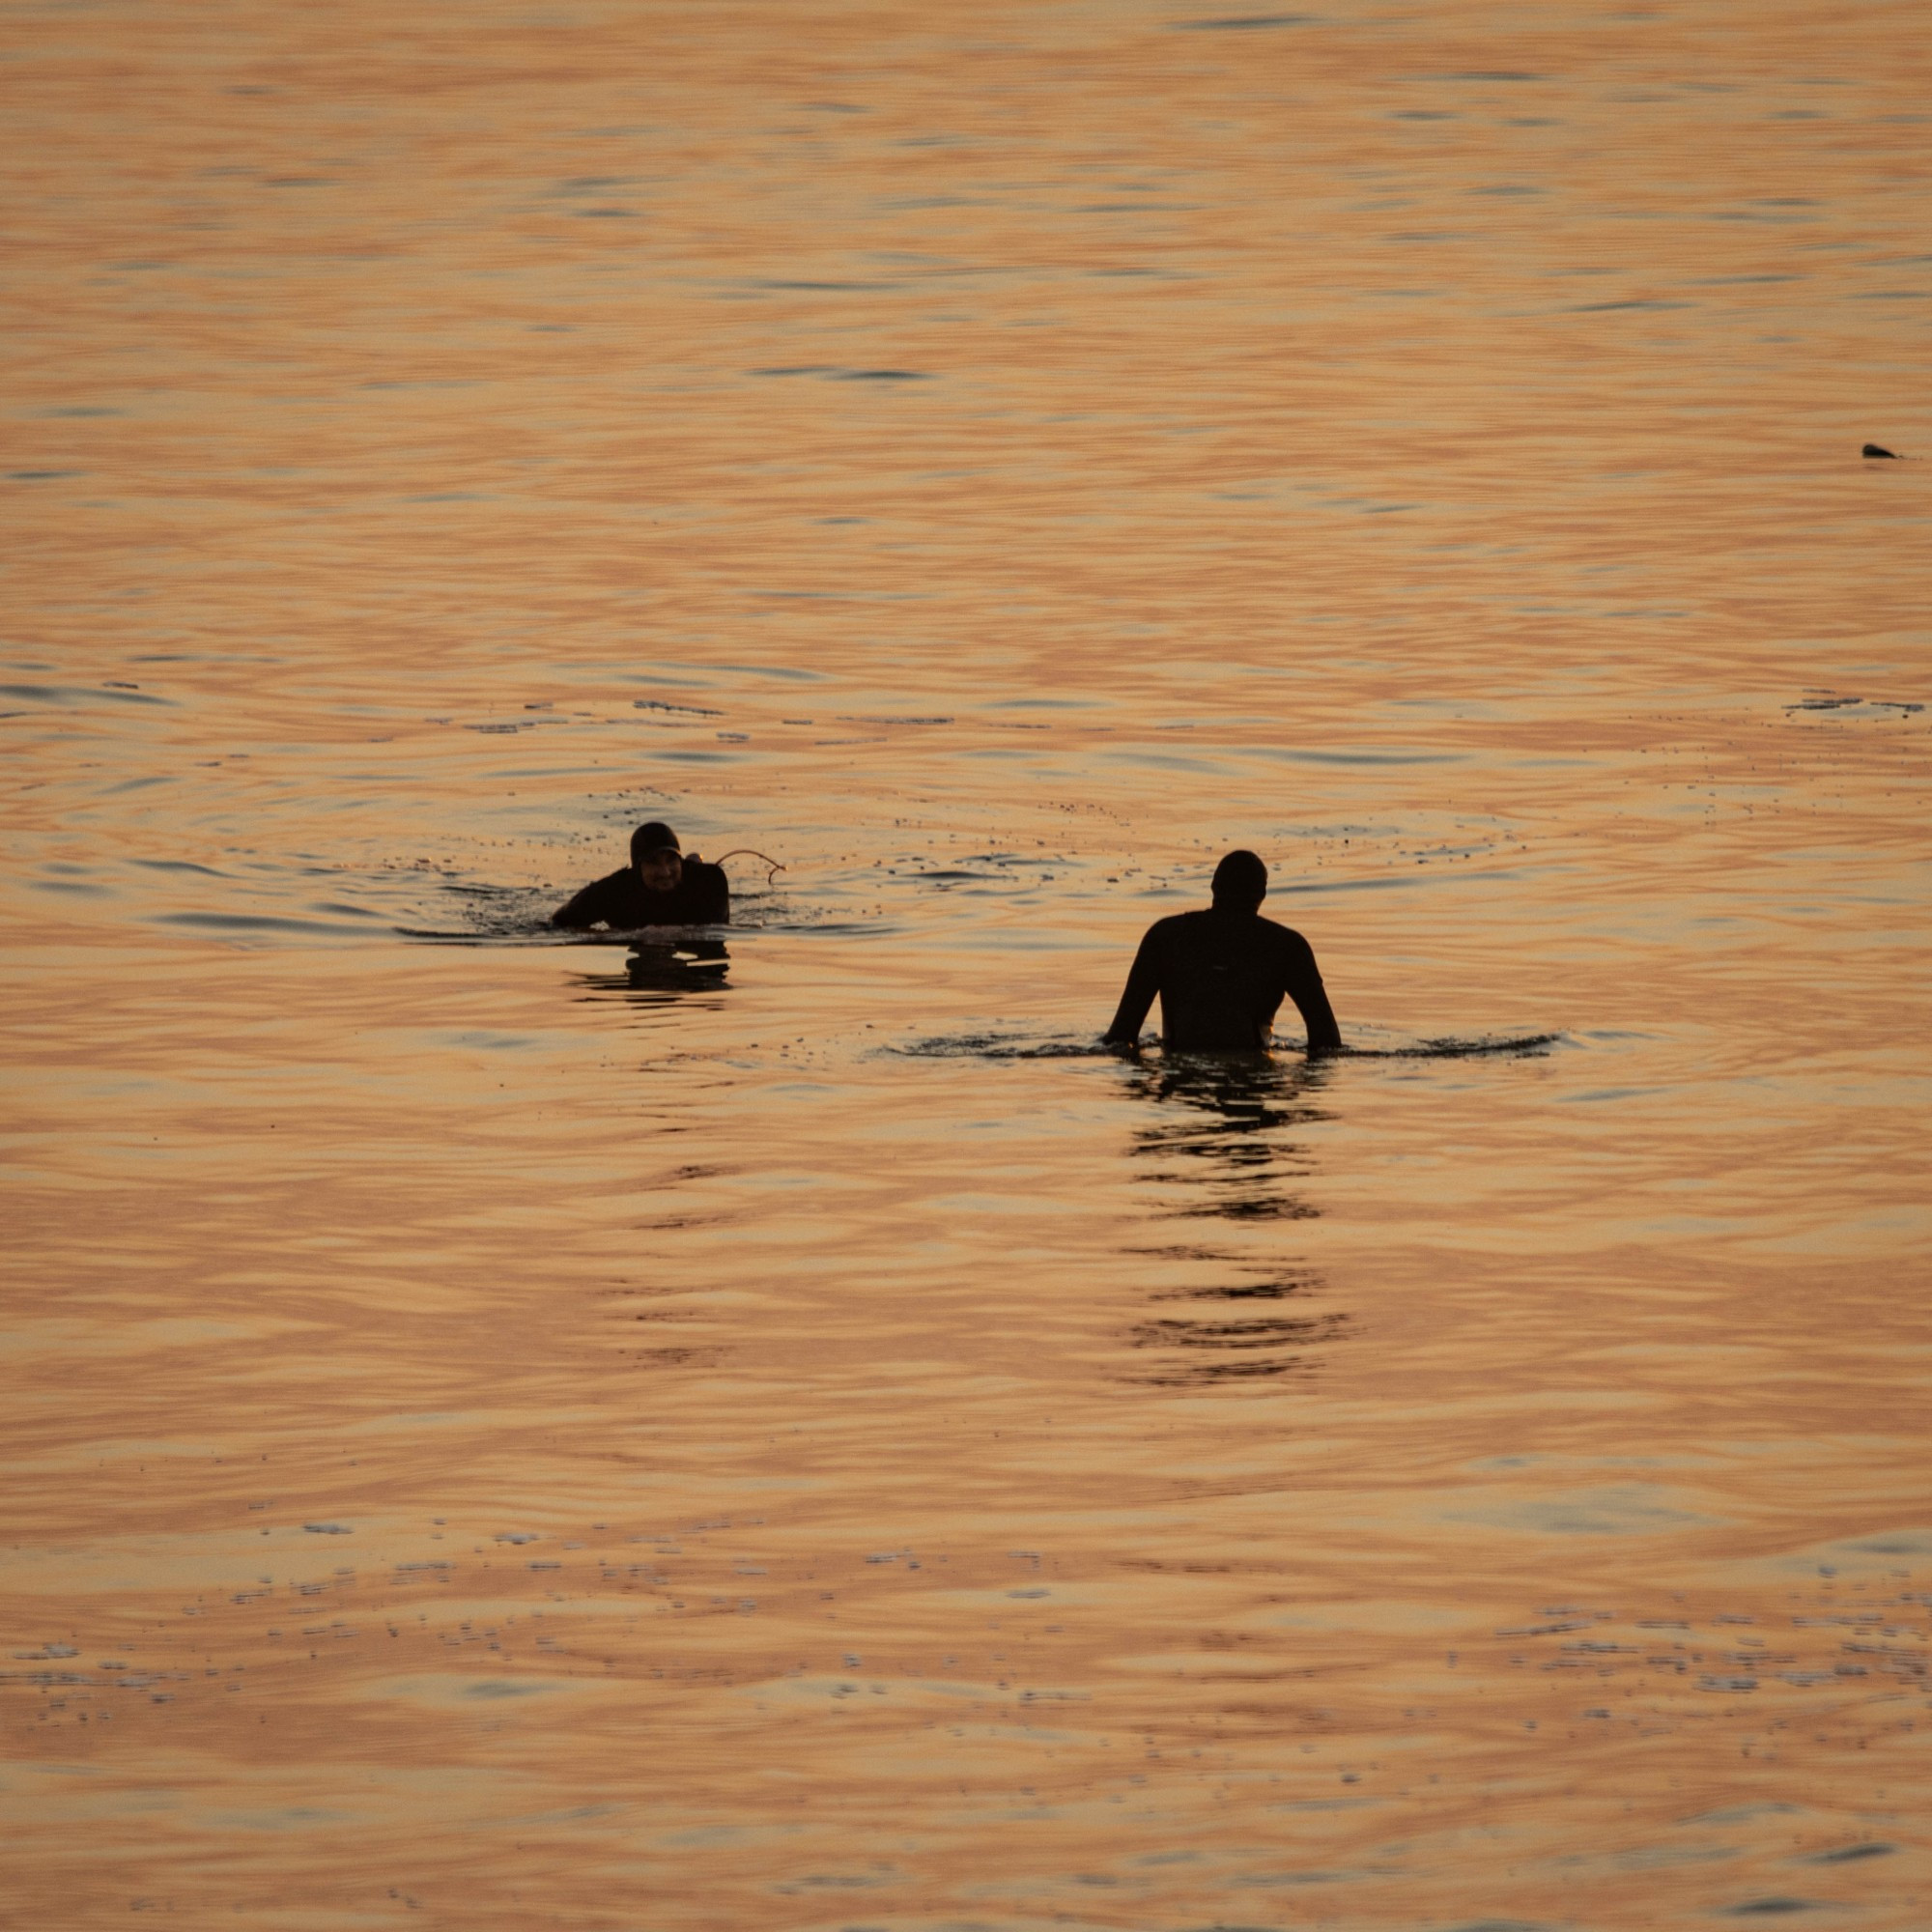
[1119,1051,1343,1383]
[573,937,732,1005]
[1121,1048,1328,1222]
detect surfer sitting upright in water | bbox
[1102,849,1340,1055]
[551,821,730,930]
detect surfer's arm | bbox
[1102,928,1163,1045]
[551,873,616,930]
[685,860,730,923]
[1283,942,1341,1056]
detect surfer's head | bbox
[631,821,684,893]
[1210,848,1267,913]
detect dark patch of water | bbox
[1171,12,1319,28]
[0,681,171,706]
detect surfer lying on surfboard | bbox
[551,821,731,930]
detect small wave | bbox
[401,916,742,946]
[893,1032,1118,1061]
[1341,1032,1561,1059]
[897,1030,1561,1063]
[395,924,563,945]
[398,886,562,943]
[404,912,791,945]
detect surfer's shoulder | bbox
[1256,910,1314,950]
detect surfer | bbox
[551,821,730,930]
[1102,849,1340,1055]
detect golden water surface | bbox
[4,1,1930,1925]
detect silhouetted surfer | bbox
[552,821,729,930]
[1102,850,1340,1055]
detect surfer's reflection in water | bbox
[572,937,731,1010]
[1116,1049,1347,1386]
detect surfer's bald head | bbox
[1210,849,1267,911]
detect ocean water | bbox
[3,0,1929,1925]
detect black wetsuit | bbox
[551,861,729,930]
[1103,905,1340,1053]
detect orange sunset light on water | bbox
[3,1,1928,1925]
